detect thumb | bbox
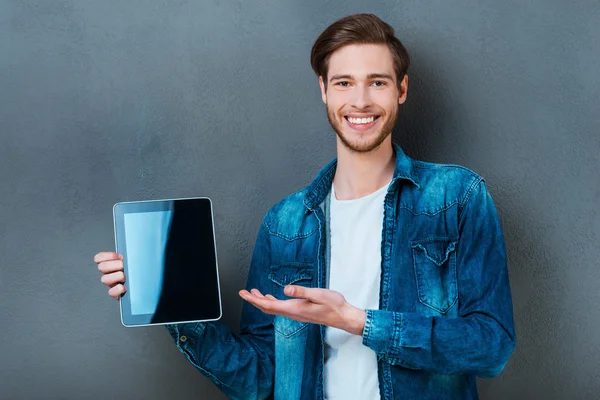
[285,286,324,303]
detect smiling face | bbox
[319,43,408,153]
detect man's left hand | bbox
[239,286,366,336]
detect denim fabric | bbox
[166,143,516,400]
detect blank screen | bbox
[116,198,221,325]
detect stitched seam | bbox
[364,310,374,348]
[274,319,310,338]
[391,312,398,359]
[410,236,459,245]
[460,177,484,209]
[395,312,402,360]
[268,275,312,287]
[264,222,318,241]
[413,161,482,177]
[305,162,337,208]
[268,263,314,286]
[399,201,459,216]
[195,364,228,388]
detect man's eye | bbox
[372,81,386,87]
[336,81,350,87]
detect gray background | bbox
[1,0,598,399]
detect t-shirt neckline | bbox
[331,180,391,203]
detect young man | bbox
[95,14,516,400]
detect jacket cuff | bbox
[362,309,401,359]
[165,322,206,349]
[362,311,433,361]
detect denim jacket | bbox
[166,143,516,400]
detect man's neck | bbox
[333,136,395,200]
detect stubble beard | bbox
[326,103,399,153]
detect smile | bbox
[344,115,379,125]
[344,115,381,129]
[347,116,378,124]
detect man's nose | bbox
[350,84,373,110]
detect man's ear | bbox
[398,74,408,105]
[319,76,327,104]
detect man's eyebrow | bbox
[329,73,395,82]
[367,73,394,81]
[329,74,354,82]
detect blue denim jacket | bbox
[166,143,516,400]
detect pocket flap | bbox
[411,239,457,266]
[268,263,313,287]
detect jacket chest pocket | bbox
[268,263,314,338]
[410,238,458,314]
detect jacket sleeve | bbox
[165,220,275,399]
[362,179,516,378]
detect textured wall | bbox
[1,0,599,399]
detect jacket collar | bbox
[304,143,420,211]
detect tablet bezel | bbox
[113,197,223,327]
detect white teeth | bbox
[348,116,376,125]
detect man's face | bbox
[319,44,408,153]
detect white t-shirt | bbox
[323,180,389,400]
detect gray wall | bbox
[1,0,598,399]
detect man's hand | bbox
[94,251,127,300]
[239,286,366,336]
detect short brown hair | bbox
[310,14,410,89]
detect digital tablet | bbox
[113,197,222,327]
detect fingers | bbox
[108,284,127,300]
[94,252,123,264]
[95,251,126,300]
[94,252,126,301]
[100,271,126,287]
[239,288,288,302]
[97,259,124,274]
[239,289,276,310]
[239,289,268,298]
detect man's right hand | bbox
[94,252,127,300]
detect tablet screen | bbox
[113,198,222,327]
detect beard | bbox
[326,103,398,153]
